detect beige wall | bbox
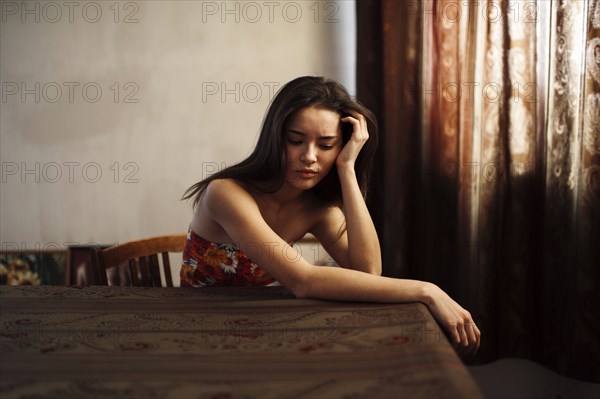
[0,0,356,256]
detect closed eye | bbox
[287,140,335,150]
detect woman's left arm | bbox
[312,110,382,275]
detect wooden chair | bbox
[93,234,187,287]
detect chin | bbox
[294,180,318,191]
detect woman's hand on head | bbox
[337,110,369,170]
[422,283,481,356]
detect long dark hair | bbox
[182,76,378,207]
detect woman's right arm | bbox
[204,179,480,354]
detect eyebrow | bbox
[287,129,338,140]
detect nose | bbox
[301,144,317,164]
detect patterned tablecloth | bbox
[0,285,483,398]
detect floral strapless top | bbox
[180,227,277,287]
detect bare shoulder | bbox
[191,179,262,240]
[204,178,248,197]
[203,179,258,211]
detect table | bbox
[0,285,483,398]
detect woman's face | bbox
[283,106,343,192]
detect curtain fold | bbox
[358,0,600,382]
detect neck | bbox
[249,179,305,209]
[270,181,305,208]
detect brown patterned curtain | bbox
[359,0,600,382]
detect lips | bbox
[297,169,318,178]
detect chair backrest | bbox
[93,234,187,287]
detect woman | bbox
[182,76,480,354]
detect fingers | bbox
[341,110,369,141]
[426,286,481,356]
[340,115,361,136]
[458,323,469,351]
[466,321,480,354]
[444,309,480,355]
[451,329,461,349]
[470,322,481,354]
[337,111,369,168]
[452,320,480,356]
[343,109,364,122]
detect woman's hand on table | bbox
[422,283,481,355]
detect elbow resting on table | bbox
[285,266,319,299]
[289,279,310,300]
